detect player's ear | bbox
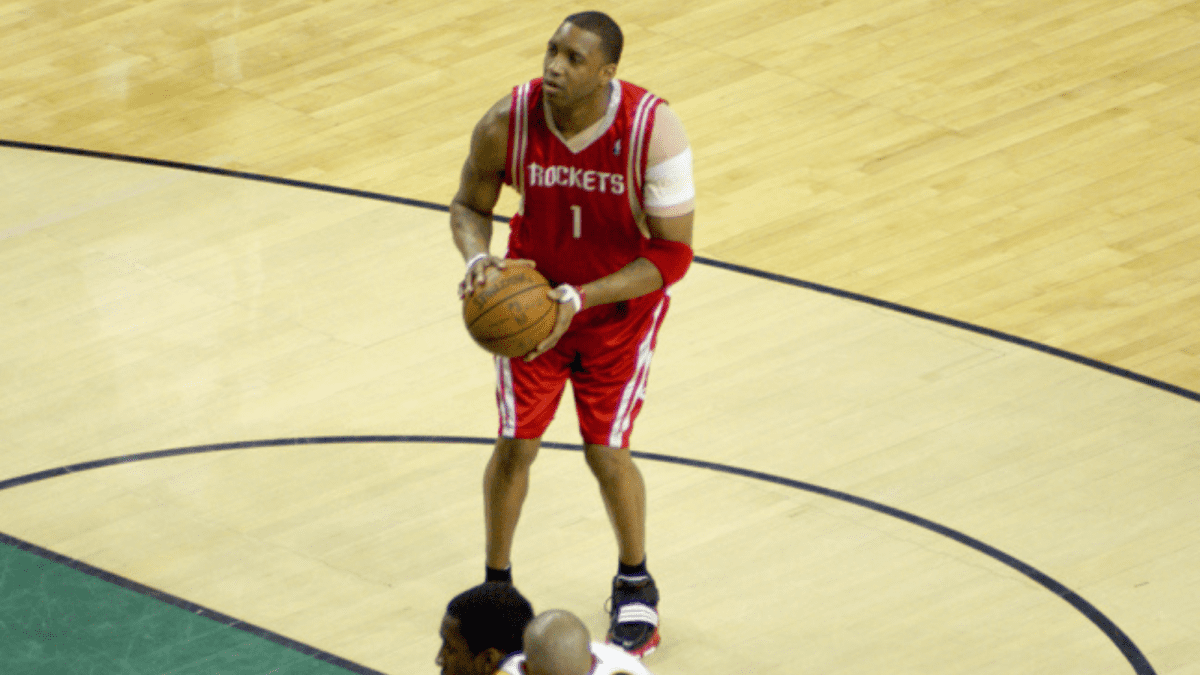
[477,646,507,674]
[599,61,617,82]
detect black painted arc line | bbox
[0,435,1157,675]
[626,447,1156,675]
[0,139,451,216]
[0,530,387,675]
[2,138,1197,406]
[691,256,1200,404]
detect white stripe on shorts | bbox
[496,356,517,437]
[607,295,668,447]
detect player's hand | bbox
[524,284,582,361]
[458,255,535,299]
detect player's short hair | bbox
[446,583,535,656]
[564,11,624,65]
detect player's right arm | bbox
[451,94,520,297]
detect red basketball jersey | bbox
[505,79,664,311]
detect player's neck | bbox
[548,81,612,139]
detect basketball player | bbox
[450,10,694,658]
[436,583,536,675]
[500,610,656,675]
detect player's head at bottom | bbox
[438,582,534,675]
[522,609,594,675]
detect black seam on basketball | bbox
[465,282,549,330]
[478,302,558,344]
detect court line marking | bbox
[0,435,1158,675]
[1,138,1196,405]
[0,530,386,675]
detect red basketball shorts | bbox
[494,292,671,449]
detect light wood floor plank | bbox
[3,2,1199,673]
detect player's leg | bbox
[584,443,660,657]
[572,295,671,657]
[485,351,570,583]
[583,443,646,567]
[484,436,542,579]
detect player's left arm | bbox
[578,103,695,306]
[525,105,695,361]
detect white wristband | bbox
[465,252,488,270]
[555,284,583,313]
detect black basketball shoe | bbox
[605,573,661,658]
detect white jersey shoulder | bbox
[498,641,654,675]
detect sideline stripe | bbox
[0,435,1158,675]
[2,138,1195,405]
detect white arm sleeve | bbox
[644,105,695,217]
[644,148,695,214]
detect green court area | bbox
[0,535,374,675]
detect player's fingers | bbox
[549,292,575,326]
[525,313,569,361]
[524,337,547,360]
[469,264,492,292]
[498,257,536,268]
[525,334,557,361]
[462,256,509,297]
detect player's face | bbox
[542,22,616,108]
[436,615,486,675]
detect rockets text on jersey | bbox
[525,163,626,195]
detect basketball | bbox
[463,265,558,357]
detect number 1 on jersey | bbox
[570,204,582,239]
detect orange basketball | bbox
[463,265,558,357]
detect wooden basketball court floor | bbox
[2,1,1199,674]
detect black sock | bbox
[485,565,512,584]
[618,558,648,579]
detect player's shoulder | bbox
[617,80,671,106]
[497,651,525,675]
[478,91,514,132]
[653,103,683,127]
[616,79,654,98]
[468,90,515,163]
[483,76,545,123]
[590,641,655,675]
[617,80,682,129]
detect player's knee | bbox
[493,437,540,473]
[583,444,632,481]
